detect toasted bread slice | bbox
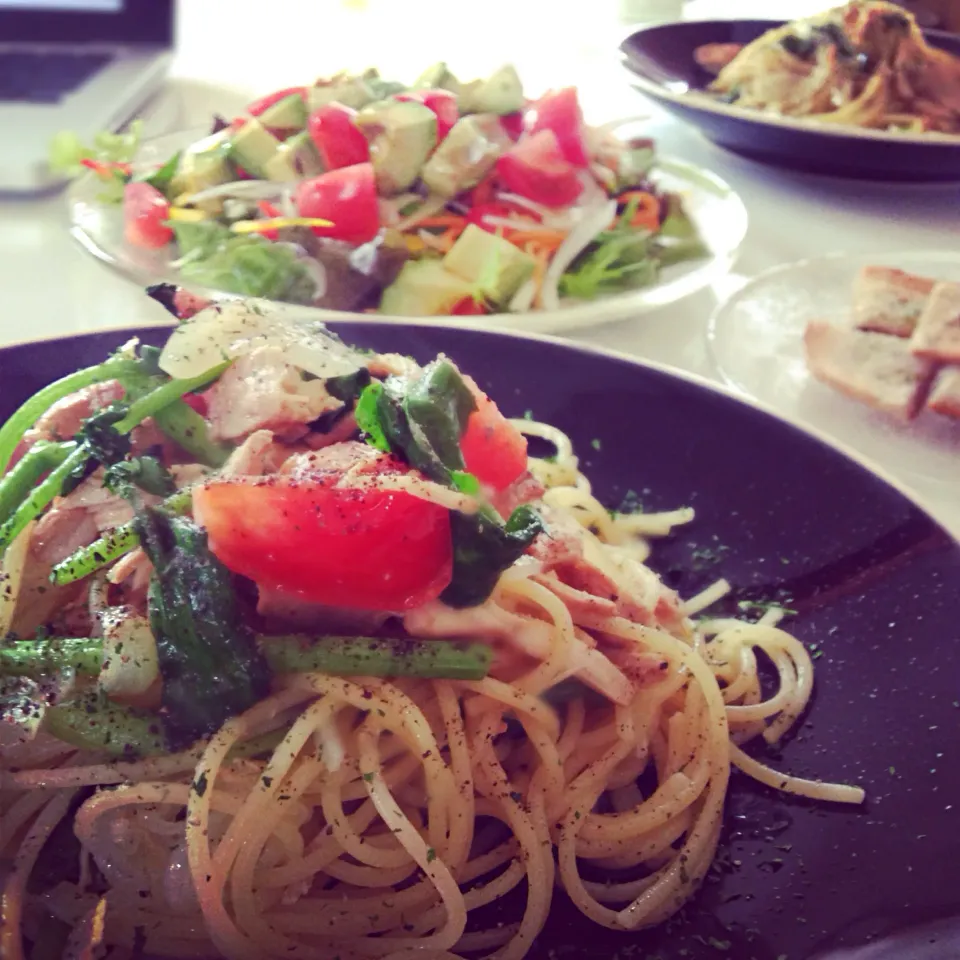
[909,281,960,363]
[804,320,936,421]
[852,265,936,338]
[927,366,960,420]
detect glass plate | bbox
[66,126,747,335]
[707,249,960,490]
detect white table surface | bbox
[0,0,957,534]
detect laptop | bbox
[0,0,175,194]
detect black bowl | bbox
[4,321,960,959]
[620,19,960,182]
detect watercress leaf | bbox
[355,382,390,452]
[441,504,543,608]
[137,508,270,751]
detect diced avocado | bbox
[362,67,407,99]
[257,93,307,133]
[356,100,437,195]
[460,65,524,115]
[380,259,475,316]
[169,131,234,212]
[263,130,324,182]
[415,62,462,95]
[421,114,511,198]
[230,118,282,179]
[307,73,376,112]
[443,224,535,305]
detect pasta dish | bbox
[695,1,960,134]
[0,291,864,960]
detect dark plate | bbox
[620,19,960,182]
[4,321,960,959]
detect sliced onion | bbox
[98,607,159,701]
[508,275,538,313]
[159,300,362,381]
[0,519,33,639]
[179,180,289,206]
[298,256,328,301]
[538,199,617,311]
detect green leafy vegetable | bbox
[171,221,317,303]
[325,368,372,404]
[137,507,270,750]
[442,505,542,608]
[49,120,144,175]
[139,150,182,197]
[559,199,659,300]
[356,361,541,607]
[355,381,390,452]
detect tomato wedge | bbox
[294,163,381,244]
[123,181,172,249]
[460,376,528,491]
[308,103,370,170]
[496,130,583,209]
[193,443,453,611]
[525,87,589,168]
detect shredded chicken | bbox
[204,346,343,443]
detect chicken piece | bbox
[909,281,960,363]
[804,320,936,421]
[852,265,935,337]
[204,346,343,443]
[404,598,553,660]
[694,42,745,75]
[220,429,293,477]
[31,469,161,566]
[926,365,960,419]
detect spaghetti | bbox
[697,1,960,135]
[0,309,864,960]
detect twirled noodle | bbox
[1,421,865,960]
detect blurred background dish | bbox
[707,249,960,495]
[620,17,960,180]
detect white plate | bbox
[707,249,960,489]
[67,126,747,335]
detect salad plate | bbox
[2,314,960,959]
[65,90,747,335]
[707,249,960,492]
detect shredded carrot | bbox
[509,230,566,251]
[522,239,551,308]
[617,191,661,232]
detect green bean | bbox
[0,636,102,677]
[50,489,193,585]
[0,441,75,528]
[262,635,493,680]
[3,633,493,683]
[0,354,142,476]
[0,365,224,558]
[113,363,230,434]
[0,444,92,552]
[43,691,168,756]
[153,399,232,467]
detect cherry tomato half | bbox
[294,163,381,244]
[308,103,370,170]
[193,442,453,611]
[525,87,589,168]
[460,375,528,491]
[123,182,172,249]
[496,130,583,209]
